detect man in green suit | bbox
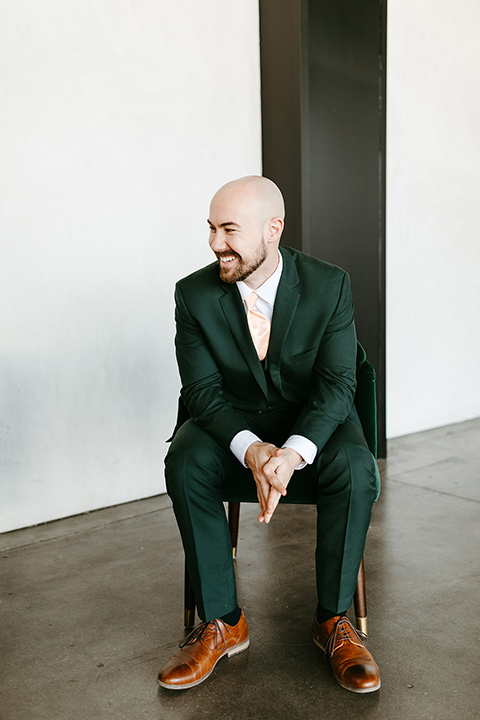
[157,176,380,693]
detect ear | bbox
[265,217,284,245]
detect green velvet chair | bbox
[184,342,381,634]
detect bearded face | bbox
[215,237,268,284]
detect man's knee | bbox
[164,420,227,499]
[317,422,378,500]
[343,443,378,498]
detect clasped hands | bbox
[244,441,302,524]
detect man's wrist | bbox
[282,434,317,469]
[230,430,263,467]
[244,440,262,466]
[281,446,303,467]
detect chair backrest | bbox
[354,342,377,459]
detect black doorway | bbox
[260,0,387,456]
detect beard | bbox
[217,240,268,284]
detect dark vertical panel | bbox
[259,0,386,456]
[259,0,304,249]
[307,0,386,455]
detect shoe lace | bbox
[179,619,231,653]
[325,616,367,659]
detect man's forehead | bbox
[210,193,260,222]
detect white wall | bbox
[386,0,480,438]
[0,1,262,533]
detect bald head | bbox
[208,176,285,288]
[211,175,285,227]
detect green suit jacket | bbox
[173,246,358,455]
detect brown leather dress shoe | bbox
[157,611,249,690]
[313,614,381,693]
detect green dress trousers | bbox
[165,404,378,623]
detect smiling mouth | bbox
[216,253,240,265]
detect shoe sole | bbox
[312,634,326,653]
[157,637,250,690]
[336,678,381,694]
[313,633,381,694]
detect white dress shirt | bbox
[229,252,318,469]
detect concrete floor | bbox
[1,418,479,720]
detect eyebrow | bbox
[207,220,241,228]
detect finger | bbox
[258,503,271,523]
[256,489,266,513]
[263,456,283,476]
[262,444,281,456]
[255,484,265,510]
[262,488,282,524]
[258,507,274,523]
[255,478,271,511]
[265,488,281,517]
[263,448,283,472]
[257,500,272,523]
[266,474,288,496]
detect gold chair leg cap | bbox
[356,616,368,636]
[184,609,195,628]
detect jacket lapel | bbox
[268,248,301,365]
[219,285,269,399]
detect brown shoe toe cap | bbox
[158,661,197,687]
[340,662,380,691]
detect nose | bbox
[209,231,229,253]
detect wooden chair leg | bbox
[184,561,196,628]
[228,502,241,558]
[353,556,368,636]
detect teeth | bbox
[220,256,236,263]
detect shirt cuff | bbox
[282,435,318,470]
[230,430,262,467]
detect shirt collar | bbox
[236,251,283,307]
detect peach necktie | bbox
[245,292,270,361]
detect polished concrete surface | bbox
[1,418,479,719]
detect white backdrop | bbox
[2,0,480,533]
[386,0,480,437]
[0,0,262,532]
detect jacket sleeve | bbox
[289,273,357,453]
[173,283,249,448]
